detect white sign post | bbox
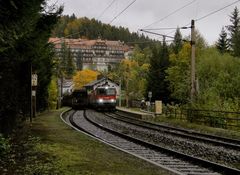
[147,91,152,111]
[31,73,37,118]
[148,91,152,102]
[32,74,38,86]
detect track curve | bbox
[61,109,240,175]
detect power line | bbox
[166,0,240,36]
[196,0,240,22]
[139,26,190,40]
[109,0,137,24]
[140,29,175,39]
[126,41,159,44]
[165,22,191,36]
[140,29,190,43]
[97,0,117,20]
[52,0,137,43]
[143,0,197,29]
[142,26,190,31]
[53,1,119,42]
[51,31,85,43]
[145,0,240,39]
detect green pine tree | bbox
[0,0,62,134]
[147,38,170,103]
[216,27,229,54]
[172,27,183,55]
[227,7,240,56]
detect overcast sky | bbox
[49,0,240,45]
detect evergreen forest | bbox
[51,14,157,48]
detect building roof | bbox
[62,79,73,88]
[84,77,119,88]
[49,37,130,51]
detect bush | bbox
[0,126,62,175]
[0,134,10,173]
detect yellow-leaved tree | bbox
[73,69,100,89]
[48,76,58,109]
[117,59,149,107]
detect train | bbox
[71,88,88,109]
[71,85,117,111]
[89,85,117,110]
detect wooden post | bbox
[119,79,122,107]
[30,64,32,123]
[31,73,38,118]
[32,86,36,118]
[190,19,196,102]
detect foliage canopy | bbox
[73,69,99,89]
[0,0,62,134]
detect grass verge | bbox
[31,108,174,175]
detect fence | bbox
[117,99,141,108]
[163,106,240,130]
[117,99,240,130]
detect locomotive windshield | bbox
[96,88,115,95]
[106,88,115,95]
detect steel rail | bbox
[70,110,240,175]
[110,111,240,149]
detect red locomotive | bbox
[89,85,117,111]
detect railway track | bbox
[105,111,240,150]
[98,111,240,169]
[63,109,240,175]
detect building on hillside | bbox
[49,37,133,72]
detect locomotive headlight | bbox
[110,99,116,103]
[98,98,103,103]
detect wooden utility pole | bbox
[31,72,38,118]
[190,19,196,102]
[32,86,37,118]
[30,64,32,123]
[119,79,122,107]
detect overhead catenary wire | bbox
[126,40,173,44]
[56,0,201,44]
[109,0,137,24]
[51,31,85,43]
[181,0,240,26]
[97,0,117,20]
[60,0,137,40]
[52,0,119,42]
[140,29,190,42]
[140,29,175,39]
[142,26,190,31]
[165,0,240,37]
[196,0,240,22]
[140,26,190,42]
[143,0,197,29]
